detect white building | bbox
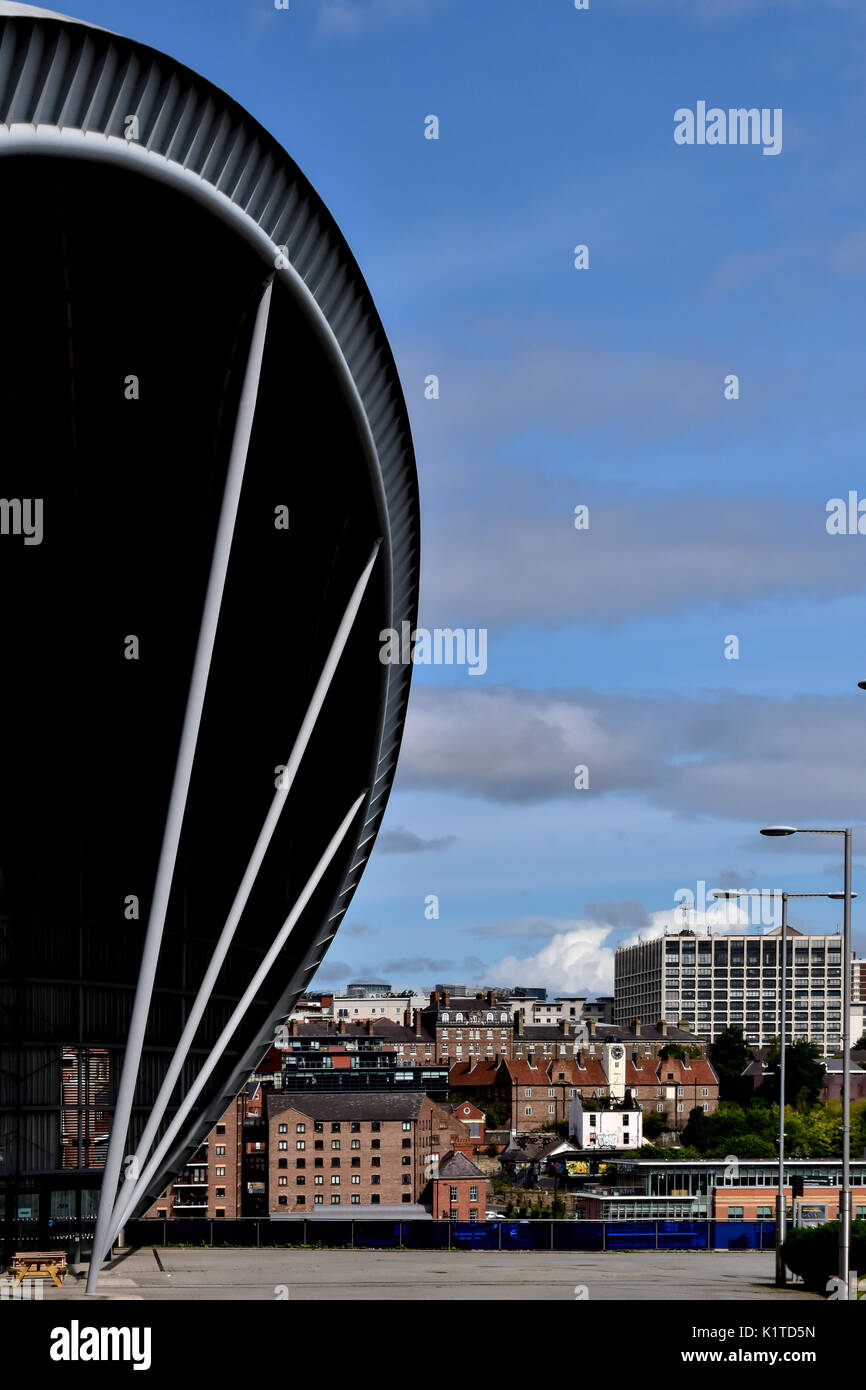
[327,992,426,1023]
[568,1092,643,1151]
[615,926,847,1050]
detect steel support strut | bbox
[107,791,367,1241]
[87,279,274,1293]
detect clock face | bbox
[610,1045,624,1061]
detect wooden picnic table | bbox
[10,1251,67,1288]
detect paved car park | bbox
[37,1247,823,1301]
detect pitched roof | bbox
[568,1057,609,1086]
[286,1019,434,1043]
[594,1023,698,1043]
[499,1058,550,1085]
[448,1060,499,1088]
[549,1057,602,1085]
[265,1091,427,1122]
[453,1100,485,1120]
[500,1133,561,1162]
[654,1056,719,1086]
[438,1150,485,1179]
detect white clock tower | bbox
[603,1041,626,1101]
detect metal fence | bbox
[120,1217,777,1252]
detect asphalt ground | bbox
[31,1247,823,1301]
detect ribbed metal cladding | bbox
[0,7,419,1004]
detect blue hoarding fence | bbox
[120,1218,776,1253]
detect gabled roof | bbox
[438,1150,485,1180]
[284,1019,434,1043]
[594,1023,697,1043]
[448,1060,500,1088]
[266,1091,427,1122]
[499,1058,550,1085]
[453,1100,485,1120]
[500,1134,561,1163]
[568,1057,609,1086]
[549,1057,601,1085]
[655,1056,719,1086]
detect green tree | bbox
[708,1026,753,1102]
[681,1101,777,1158]
[785,1105,841,1159]
[642,1111,669,1140]
[759,1039,825,1108]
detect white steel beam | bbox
[106,791,367,1243]
[112,542,380,1202]
[87,277,274,1293]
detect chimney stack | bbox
[678,1018,691,1033]
[403,1008,411,1028]
[587,1018,596,1038]
[559,1018,571,1035]
[430,990,439,1005]
[631,1017,641,1036]
[337,1018,347,1034]
[443,990,451,1006]
[657,1019,668,1037]
[413,1008,422,1035]
[366,1018,375,1035]
[486,989,495,1005]
[289,1019,299,1037]
[515,1009,524,1037]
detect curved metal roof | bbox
[0,2,111,28]
[0,5,419,1209]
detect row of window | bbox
[277,1157,384,1169]
[277,1121,411,1134]
[277,1175,412,1186]
[438,1013,510,1023]
[276,1194,412,1205]
[278,1137,410,1151]
[440,1030,508,1039]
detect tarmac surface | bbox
[31,1247,824,1301]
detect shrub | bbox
[781,1220,866,1291]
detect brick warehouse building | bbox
[143,1084,263,1221]
[265,1091,466,1214]
[432,1152,487,1222]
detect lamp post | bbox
[711,887,851,1287]
[760,826,854,1297]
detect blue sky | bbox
[76,0,866,994]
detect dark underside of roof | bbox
[0,79,416,1215]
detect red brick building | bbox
[451,1099,486,1153]
[144,1086,259,1220]
[462,1045,720,1135]
[626,1054,719,1127]
[712,1184,866,1222]
[422,990,515,1063]
[265,1090,465,1214]
[432,1151,487,1222]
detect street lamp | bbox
[712,887,852,1287]
[760,826,854,1297]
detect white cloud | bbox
[486,901,756,997]
[400,685,866,825]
